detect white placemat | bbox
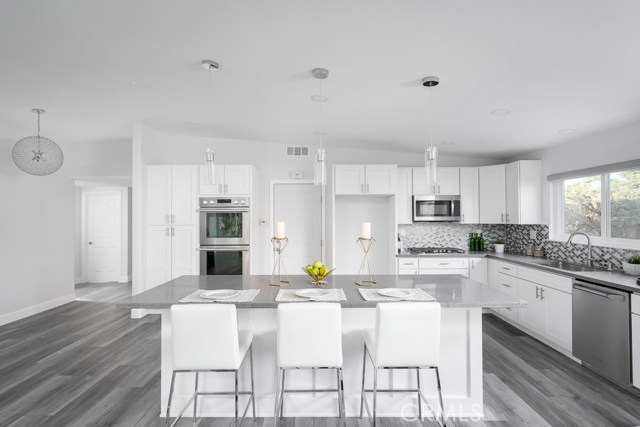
[275,288,347,302]
[358,288,435,302]
[179,289,260,303]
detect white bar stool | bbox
[360,302,445,427]
[166,304,255,427]
[275,303,346,425]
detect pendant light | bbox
[202,59,219,185]
[12,109,64,176]
[311,68,329,186]
[422,76,439,190]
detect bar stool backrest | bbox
[374,302,441,367]
[277,303,343,368]
[171,304,241,370]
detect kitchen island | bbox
[118,274,524,420]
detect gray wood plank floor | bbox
[1,283,639,426]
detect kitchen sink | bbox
[542,260,602,272]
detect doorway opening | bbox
[270,180,325,275]
[74,181,132,296]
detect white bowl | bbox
[622,262,640,276]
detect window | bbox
[554,166,640,247]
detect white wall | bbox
[134,123,503,288]
[514,119,640,224]
[0,121,132,325]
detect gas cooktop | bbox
[408,247,466,254]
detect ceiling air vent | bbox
[286,146,310,157]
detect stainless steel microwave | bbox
[413,195,461,222]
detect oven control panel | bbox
[199,197,249,207]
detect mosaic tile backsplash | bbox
[398,223,639,271]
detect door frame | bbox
[81,187,129,283]
[269,180,326,269]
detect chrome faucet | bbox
[566,232,593,267]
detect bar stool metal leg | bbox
[281,369,287,423]
[165,371,177,427]
[416,368,422,421]
[249,347,256,420]
[193,372,199,424]
[435,367,446,427]
[234,371,239,427]
[372,367,378,427]
[360,344,366,418]
[338,368,347,427]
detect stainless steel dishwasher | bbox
[572,279,631,387]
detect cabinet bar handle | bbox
[536,286,540,299]
[366,183,370,193]
[540,288,545,300]
[502,283,511,288]
[439,262,450,266]
[165,227,170,237]
[171,227,175,237]
[171,214,175,223]
[165,214,170,224]
[501,213,504,223]
[225,184,228,193]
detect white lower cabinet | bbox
[397,258,418,275]
[146,225,199,289]
[469,257,488,285]
[491,262,574,352]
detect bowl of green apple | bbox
[302,261,335,285]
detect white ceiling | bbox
[2,0,640,158]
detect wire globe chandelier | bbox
[12,109,64,176]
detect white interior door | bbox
[273,183,322,275]
[86,192,121,282]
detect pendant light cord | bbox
[37,111,41,151]
[429,85,433,149]
[319,79,324,149]
[208,66,214,143]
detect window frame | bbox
[550,168,640,250]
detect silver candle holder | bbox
[355,237,377,286]
[269,237,290,286]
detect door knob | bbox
[88,241,93,245]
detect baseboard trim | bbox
[0,293,76,327]
[74,276,86,285]
[118,275,132,283]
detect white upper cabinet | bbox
[459,167,479,224]
[412,167,459,195]
[505,160,542,225]
[334,165,397,195]
[396,167,413,225]
[147,165,198,226]
[479,164,507,224]
[199,165,252,196]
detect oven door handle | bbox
[198,208,250,213]
[198,246,250,251]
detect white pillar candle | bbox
[275,221,286,239]
[361,222,372,240]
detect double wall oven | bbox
[199,197,250,275]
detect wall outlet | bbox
[530,230,537,239]
[259,219,268,226]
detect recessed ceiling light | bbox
[310,94,329,103]
[491,108,511,116]
[558,128,577,134]
[441,141,455,146]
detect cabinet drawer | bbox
[497,273,518,297]
[498,261,517,277]
[419,258,469,269]
[632,294,640,315]
[500,306,519,322]
[397,258,419,269]
[399,268,418,275]
[418,268,469,277]
[518,266,572,294]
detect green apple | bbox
[305,265,313,272]
[311,268,320,276]
[313,260,323,269]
